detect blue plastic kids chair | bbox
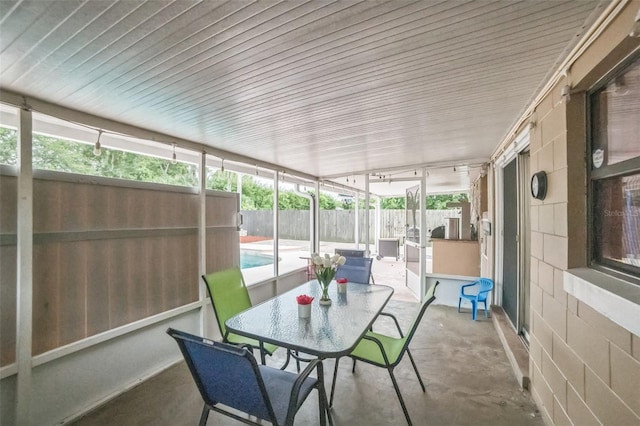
[458,278,494,320]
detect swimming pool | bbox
[240,251,275,269]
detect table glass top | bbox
[225,281,394,357]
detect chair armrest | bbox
[476,288,493,301]
[290,350,316,363]
[360,334,391,366]
[460,281,479,296]
[377,312,404,337]
[296,358,321,382]
[288,359,322,418]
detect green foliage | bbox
[319,192,339,210]
[379,193,468,210]
[381,197,405,209]
[241,177,273,210]
[425,193,468,209]
[278,191,309,210]
[0,127,199,186]
[239,178,306,210]
[36,134,199,186]
[208,170,237,192]
[337,197,376,210]
[0,127,17,165]
[0,127,468,212]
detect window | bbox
[240,172,276,284]
[0,104,18,366]
[0,104,18,166]
[26,112,199,186]
[277,177,313,276]
[590,55,640,280]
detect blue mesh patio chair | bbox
[335,256,374,284]
[334,248,365,258]
[167,328,332,426]
[458,278,494,320]
[329,282,439,426]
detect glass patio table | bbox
[225,280,394,359]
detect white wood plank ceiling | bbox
[0,0,605,193]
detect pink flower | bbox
[296,294,314,305]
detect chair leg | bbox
[329,357,340,407]
[388,367,412,426]
[318,368,333,426]
[321,389,334,426]
[471,300,477,321]
[457,297,462,312]
[317,362,332,426]
[352,358,357,373]
[199,405,210,426]
[406,349,425,392]
[318,387,326,426]
[259,342,267,365]
[483,300,489,318]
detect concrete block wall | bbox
[526,3,640,425]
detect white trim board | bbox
[564,268,640,336]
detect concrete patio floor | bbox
[72,297,543,425]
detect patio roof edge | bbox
[0,89,320,183]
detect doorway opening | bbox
[496,133,531,343]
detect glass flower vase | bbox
[316,271,334,306]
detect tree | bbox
[208,170,237,192]
[278,191,310,210]
[318,192,339,210]
[425,193,468,209]
[0,128,17,165]
[0,128,200,186]
[381,197,404,209]
[241,177,273,210]
[0,127,470,212]
[378,194,468,210]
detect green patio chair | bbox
[202,268,288,367]
[329,281,439,426]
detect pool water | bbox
[240,251,275,269]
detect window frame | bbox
[587,51,640,284]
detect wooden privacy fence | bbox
[242,209,457,243]
[0,170,239,365]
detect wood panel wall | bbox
[0,172,239,364]
[205,195,241,273]
[1,174,17,365]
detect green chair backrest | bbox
[202,268,253,338]
[399,281,439,355]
